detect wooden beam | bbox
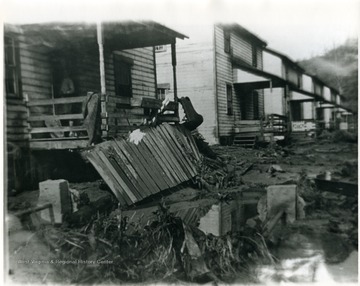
[29,139,89,150]
[28,113,84,122]
[30,126,87,134]
[27,96,86,106]
[171,42,178,103]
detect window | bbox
[157,88,167,100]
[113,54,133,97]
[226,84,233,115]
[5,36,20,97]
[224,30,231,54]
[157,83,170,100]
[297,74,302,88]
[252,45,257,68]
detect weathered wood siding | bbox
[156,25,217,144]
[105,47,156,98]
[6,34,53,143]
[215,25,264,137]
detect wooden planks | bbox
[83,123,201,206]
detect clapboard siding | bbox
[215,25,238,137]
[104,47,156,99]
[214,25,265,137]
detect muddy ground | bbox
[5,134,358,284]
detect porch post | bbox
[285,84,292,134]
[171,41,178,102]
[97,22,106,95]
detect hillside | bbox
[298,39,358,112]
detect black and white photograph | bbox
[2,0,359,284]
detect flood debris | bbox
[38,203,274,284]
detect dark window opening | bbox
[253,91,260,120]
[291,101,303,121]
[226,84,233,115]
[239,89,261,120]
[5,36,20,97]
[114,55,132,97]
[297,74,302,88]
[224,30,231,54]
[316,108,324,121]
[252,45,257,68]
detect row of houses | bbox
[4,21,356,190]
[155,23,356,145]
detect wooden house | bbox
[263,48,352,137]
[156,23,281,146]
[4,21,187,190]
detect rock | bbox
[38,179,73,224]
[267,165,285,174]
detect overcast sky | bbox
[1,0,359,60]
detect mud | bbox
[5,137,358,284]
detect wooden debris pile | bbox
[82,123,201,206]
[39,203,275,284]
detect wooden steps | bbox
[233,133,256,147]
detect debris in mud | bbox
[38,203,274,284]
[267,165,285,174]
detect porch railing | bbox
[266,114,288,135]
[25,95,88,140]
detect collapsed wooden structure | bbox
[83,123,200,205]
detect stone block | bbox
[38,179,72,224]
[267,184,297,223]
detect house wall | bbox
[286,65,301,87]
[214,25,264,138]
[303,102,314,119]
[313,81,323,96]
[323,86,331,102]
[5,31,55,190]
[263,51,283,78]
[302,74,313,93]
[156,25,217,144]
[264,88,284,115]
[105,47,156,99]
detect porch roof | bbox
[19,21,188,50]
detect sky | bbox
[1,0,359,60]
